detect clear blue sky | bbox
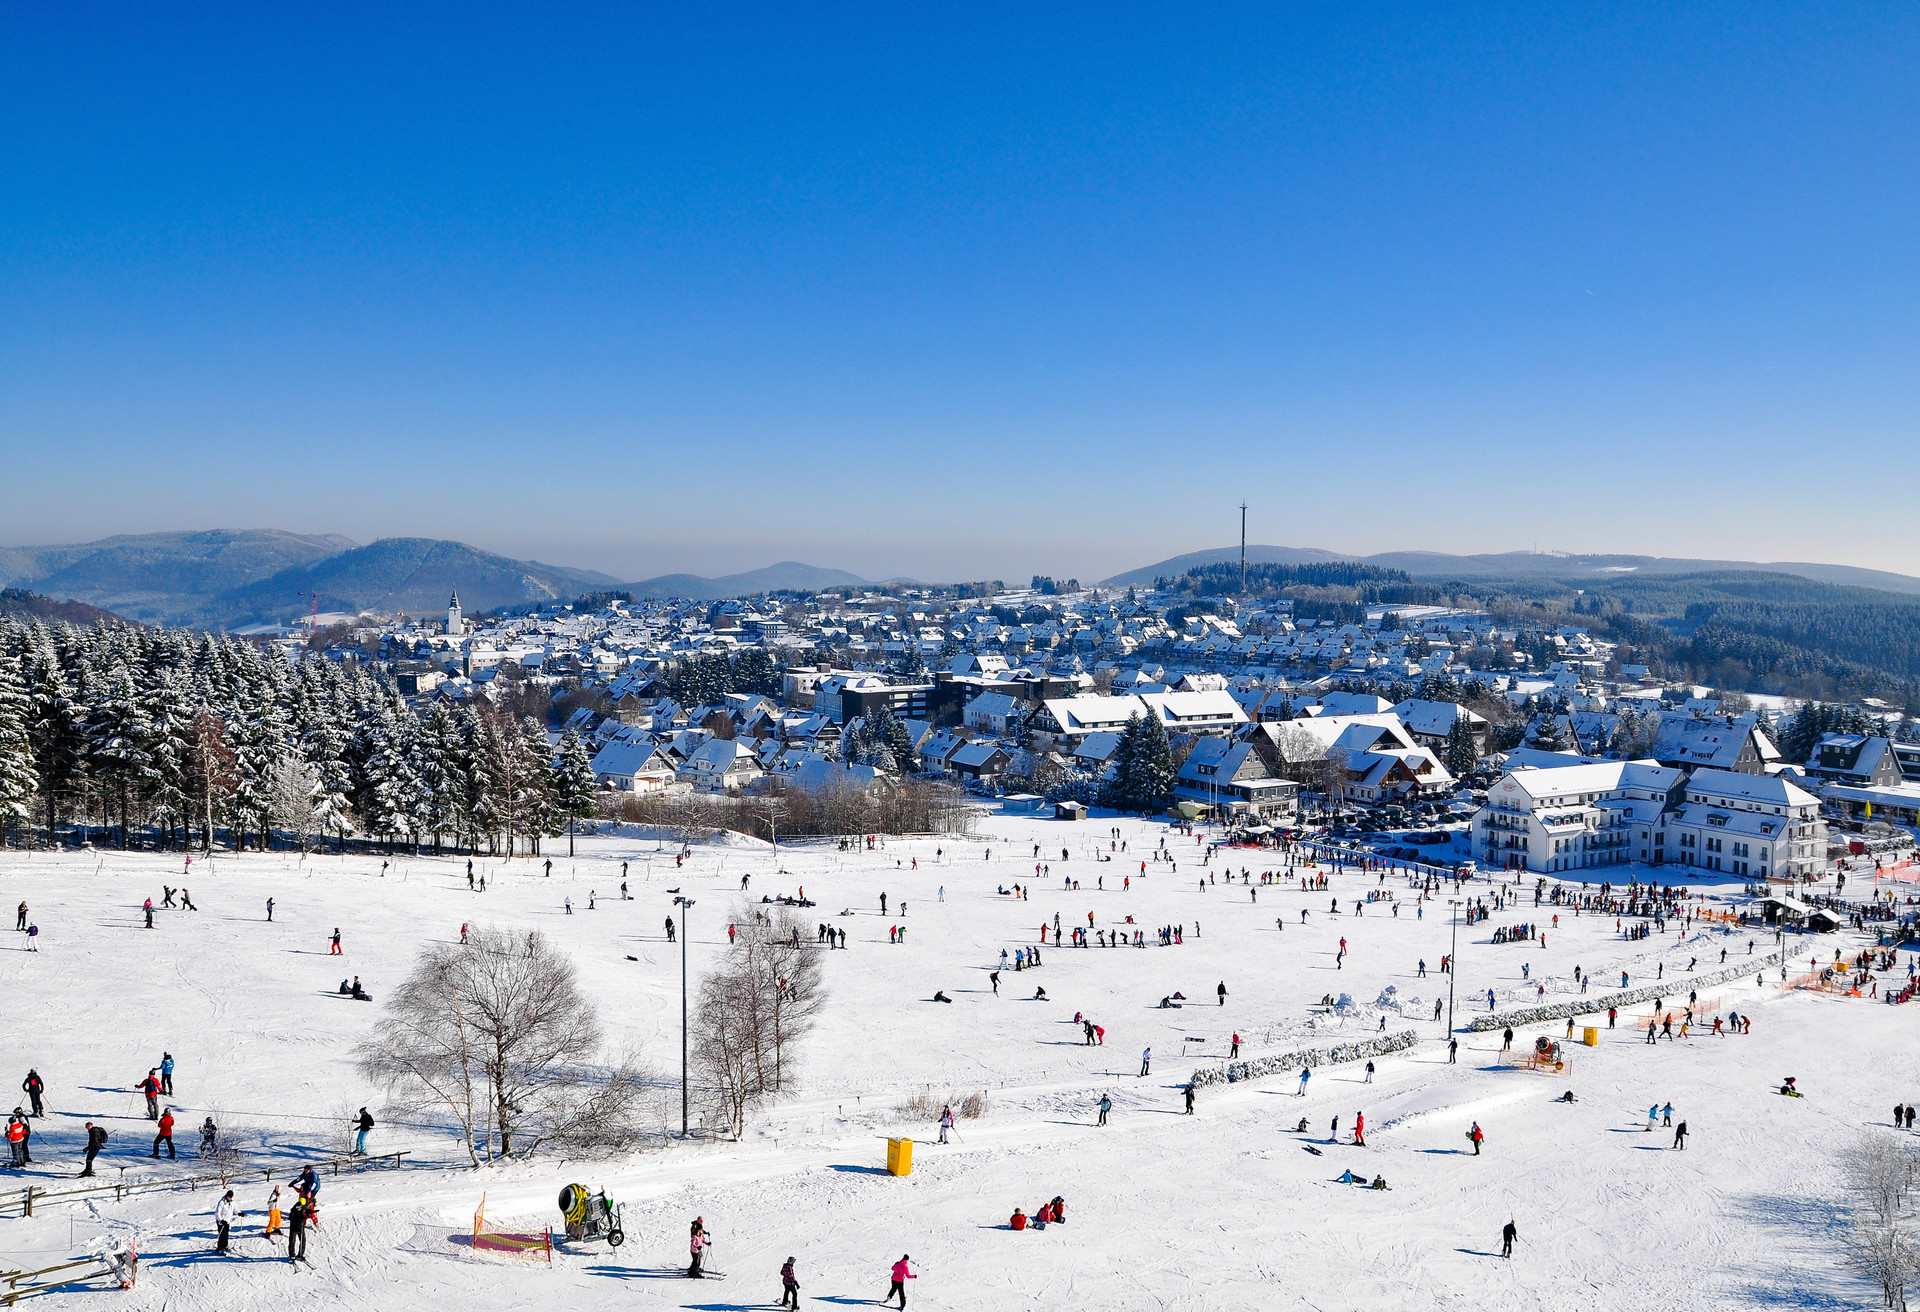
[4,4,1917,583]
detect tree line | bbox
[0,617,598,854]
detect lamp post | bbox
[673,894,696,1135]
[1447,898,1462,1036]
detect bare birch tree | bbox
[357,926,658,1162]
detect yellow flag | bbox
[1866,801,1873,819]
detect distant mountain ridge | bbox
[624,561,868,600]
[0,530,869,627]
[1103,545,1920,596]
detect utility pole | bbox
[1447,898,1462,1035]
[1239,502,1248,597]
[674,894,696,1135]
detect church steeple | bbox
[447,590,463,636]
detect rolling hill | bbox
[624,561,868,600]
[1103,546,1920,596]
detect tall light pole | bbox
[673,894,695,1135]
[1447,898,1462,1036]
[1239,501,1248,598]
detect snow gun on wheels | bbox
[1512,1035,1570,1074]
[559,1183,625,1247]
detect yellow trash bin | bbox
[886,1137,914,1176]
[1582,1027,1599,1047]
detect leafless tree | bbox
[1843,1133,1920,1309]
[691,904,827,1137]
[357,926,658,1163]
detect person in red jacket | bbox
[1354,1111,1366,1147]
[1009,1207,1027,1230]
[152,1109,176,1160]
[138,1071,160,1120]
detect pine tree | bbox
[25,638,83,845]
[1443,716,1479,777]
[0,650,38,841]
[86,664,155,848]
[554,728,598,856]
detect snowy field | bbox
[0,814,1908,1311]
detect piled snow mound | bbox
[1374,985,1399,1010]
[1334,993,1354,1010]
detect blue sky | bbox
[3,4,1917,583]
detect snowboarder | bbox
[266,898,274,922]
[1468,1121,1483,1156]
[1217,980,1228,1006]
[885,1255,915,1307]
[329,928,342,955]
[354,1108,373,1155]
[1364,1060,1375,1083]
[1140,1047,1152,1077]
[780,1256,799,1310]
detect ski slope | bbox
[0,814,1905,1310]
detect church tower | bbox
[447,590,463,636]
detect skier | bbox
[79,1121,107,1176]
[288,1192,312,1263]
[21,1070,43,1118]
[329,928,342,955]
[1501,1218,1518,1258]
[1673,1120,1689,1150]
[1140,1047,1152,1077]
[199,1116,218,1155]
[688,1217,711,1278]
[780,1256,799,1310]
[1448,1038,1458,1063]
[1364,1060,1375,1084]
[153,1108,176,1159]
[264,1185,283,1237]
[138,1070,161,1119]
[1354,1111,1365,1147]
[143,899,154,929]
[1298,1068,1311,1096]
[161,1052,175,1095]
[1230,1033,1240,1058]
[1096,1094,1111,1126]
[1183,1083,1195,1115]
[885,1255,915,1308]
[215,1190,236,1253]
[938,1105,954,1144]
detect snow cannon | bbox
[558,1184,624,1246]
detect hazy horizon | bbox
[6,8,1918,580]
